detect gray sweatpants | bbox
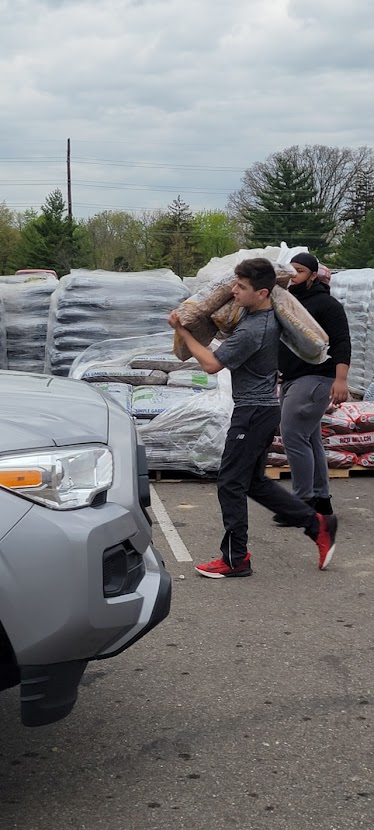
[280,375,333,500]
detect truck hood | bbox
[0,372,109,452]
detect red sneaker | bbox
[195,552,252,579]
[316,513,337,570]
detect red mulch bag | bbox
[321,407,356,436]
[270,435,285,453]
[325,451,358,469]
[323,432,374,454]
[266,453,289,467]
[340,402,374,432]
[356,452,374,467]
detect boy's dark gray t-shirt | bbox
[214,309,281,407]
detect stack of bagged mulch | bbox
[331,269,374,396]
[0,276,57,373]
[268,401,374,470]
[45,268,190,376]
[72,334,233,475]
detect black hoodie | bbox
[278,279,351,381]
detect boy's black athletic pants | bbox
[217,405,318,568]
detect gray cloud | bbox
[0,0,373,217]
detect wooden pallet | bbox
[149,464,374,482]
[265,464,373,480]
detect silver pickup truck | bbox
[0,372,171,727]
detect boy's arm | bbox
[330,363,350,404]
[168,311,223,374]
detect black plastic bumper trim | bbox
[96,546,171,659]
[19,659,87,727]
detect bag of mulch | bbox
[211,299,245,333]
[325,450,358,468]
[131,385,204,419]
[129,353,200,373]
[90,382,133,412]
[322,432,374,454]
[174,313,218,361]
[266,452,289,467]
[82,367,168,385]
[167,369,217,390]
[340,402,374,432]
[321,407,356,436]
[356,452,374,467]
[270,435,285,453]
[270,285,329,364]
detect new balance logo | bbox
[236,434,245,440]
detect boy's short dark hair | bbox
[234,258,276,294]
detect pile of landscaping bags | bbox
[70,333,233,474]
[45,269,190,376]
[268,401,374,470]
[331,269,374,396]
[0,275,57,373]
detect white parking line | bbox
[150,485,193,562]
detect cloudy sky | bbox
[1,0,373,218]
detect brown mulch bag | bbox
[174,312,218,361]
[174,278,329,364]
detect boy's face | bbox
[232,277,269,309]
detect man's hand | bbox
[168,310,182,331]
[330,378,349,405]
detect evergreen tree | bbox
[13,189,92,276]
[145,197,196,276]
[168,195,193,227]
[334,209,374,268]
[243,159,335,256]
[0,203,20,274]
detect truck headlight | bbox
[0,445,113,510]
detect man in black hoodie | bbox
[276,252,351,522]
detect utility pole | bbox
[67,138,72,220]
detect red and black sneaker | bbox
[315,513,337,570]
[195,552,252,579]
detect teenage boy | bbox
[168,258,337,578]
[274,252,351,523]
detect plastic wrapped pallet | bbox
[45,269,190,376]
[364,381,374,401]
[0,280,56,373]
[331,269,374,395]
[137,368,233,474]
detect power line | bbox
[73,158,245,173]
[0,156,245,173]
[0,180,233,195]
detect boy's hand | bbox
[168,310,182,331]
[330,378,349,405]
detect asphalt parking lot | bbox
[1,475,373,830]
